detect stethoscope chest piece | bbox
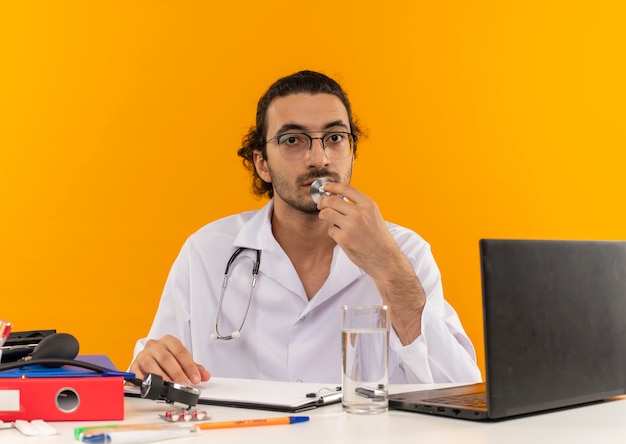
[310,178,333,204]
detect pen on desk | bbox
[77,424,198,443]
[195,415,309,430]
[80,428,197,443]
[76,417,309,443]
[74,424,164,440]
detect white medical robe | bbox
[133,200,482,384]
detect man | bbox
[130,70,481,386]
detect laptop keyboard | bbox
[424,392,487,409]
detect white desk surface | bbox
[3,385,626,444]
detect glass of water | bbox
[341,305,389,414]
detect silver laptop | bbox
[389,239,626,420]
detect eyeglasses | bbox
[266,131,354,161]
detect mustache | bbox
[298,169,341,184]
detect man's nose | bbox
[306,138,329,166]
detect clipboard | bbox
[125,377,342,413]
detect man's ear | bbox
[253,150,271,183]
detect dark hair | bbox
[237,70,363,199]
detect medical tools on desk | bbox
[0,336,130,421]
[1,331,202,421]
[129,372,201,410]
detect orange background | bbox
[1,1,625,375]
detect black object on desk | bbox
[0,329,57,363]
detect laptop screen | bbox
[480,239,626,418]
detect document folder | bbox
[0,355,130,421]
[0,376,125,421]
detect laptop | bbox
[389,239,626,420]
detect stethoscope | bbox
[210,180,328,340]
[210,247,261,340]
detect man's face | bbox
[255,93,354,214]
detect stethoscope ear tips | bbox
[210,333,218,340]
[231,331,241,339]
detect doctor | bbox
[130,70,482,386]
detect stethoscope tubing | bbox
[212,247,261,340]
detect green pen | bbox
[74,425,121,440]
[73,423,197,441]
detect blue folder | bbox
[0,354,134,379]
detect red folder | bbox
[0,376,125,421]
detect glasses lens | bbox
[277,133,309,160]
[322,132,353,159]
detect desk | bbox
[2,386,626,444]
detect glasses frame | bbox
[266,131,355,161]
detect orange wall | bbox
[1,1,625,375]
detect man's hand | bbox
[317,182,426,344]
[129,335,211,386]
[316,182,403,280]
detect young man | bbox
[130,70,481,386]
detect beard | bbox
[268,167,348,215]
